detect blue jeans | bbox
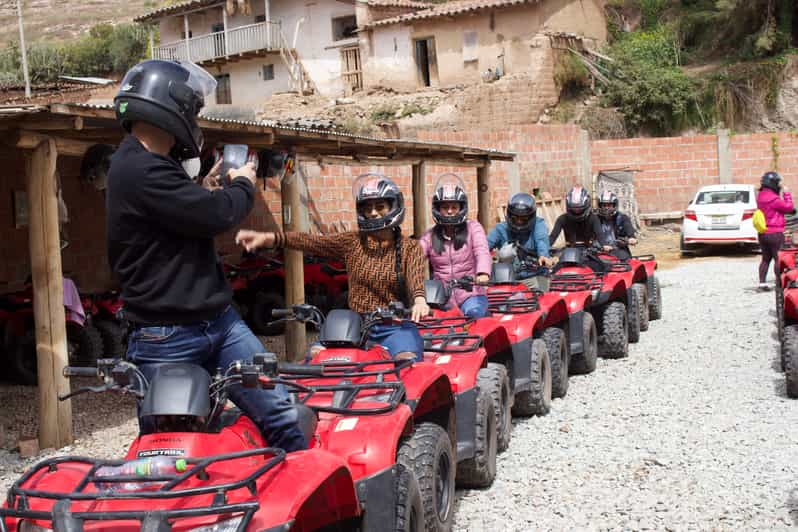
[460,295,489,318]
[126,306,307,452]
[368,322,424,361]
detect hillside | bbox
[0,0,156,45]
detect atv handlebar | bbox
[62,366,100,378]
[269,304,325,329]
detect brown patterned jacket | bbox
[274,231,426,314]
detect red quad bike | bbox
[81,291,126,359]
[777,234,798,394]
[280,304,459,531]
[593,238,663,341]
[226,253,349,337]
[549,246,640,361]
[775,233,798,349]
[3,278,103,386]
[0,355,392,532]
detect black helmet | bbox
[597,190,618,219]
[114,60,217,159]
[761,171,782,192]
[352,174,405,232]
[566,186,591,222]
[505,193,537,233]
[432,173,468,225]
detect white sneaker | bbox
[759,282,770,291]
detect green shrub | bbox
[608,26,682,67]
[554,52,591,96]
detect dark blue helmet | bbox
[505,193,537,232]
[761,171,782,192]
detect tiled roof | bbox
[134,0,223,23]
[366,0,539,27]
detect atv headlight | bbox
[19,522,52,532]
[190,517,243,532]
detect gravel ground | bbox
[454,255,798,531]
[2,255,797,531]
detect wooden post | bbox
[412,162,428,238]
[25,138,73,449]
[477,163,491,229]
[222,6,229,57]
[280,161,307,362]
[184,15,191,62]
[148,28,155,59]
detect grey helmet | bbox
[432,173,468,226]
[597,190,618,219]
[352,174,405,232]
[114,60,217,160]
[505,193,537,233]
[565,186,591,222]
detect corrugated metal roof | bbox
[366,0,539,27]
[58,103,512,158]
[134,0,223,23]
[366,0,433,8]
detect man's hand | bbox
[201,158,223,190]
[476,273,490,285]
[230,162,257,187]
[235,229,274,252]
[538,256,553,267]
[628,237,638,246]
[411,296,430,322]
[602,245,613,252]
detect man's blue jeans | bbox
[126,306,307,452]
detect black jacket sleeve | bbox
[137,158,255,238]
[590,214,608,245]
[549,215,565,245]
[620,214,636,238]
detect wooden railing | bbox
[154,21,281,63]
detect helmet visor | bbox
[434,173,466,201]
[180,61,218,97]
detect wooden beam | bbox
[280,162,307,361]
[20,117,83,131]
[412,162,428,237]
[477,164,491,230]
[17,130,95,157]
[25,137,73,449]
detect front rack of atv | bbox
[1,447,285,532]
[632,254,656,262]
[281,360,411,415]
[486,289,541,314]
[549,272,604,292]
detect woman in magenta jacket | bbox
[419,174,493,317]
[757,171,794,290]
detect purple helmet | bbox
[432,173,468,226]
[352,173,405,232]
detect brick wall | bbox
[591,132,798,215]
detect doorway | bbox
[414,37,438,87]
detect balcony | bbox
[154,21,283,64]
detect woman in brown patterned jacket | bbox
[235,174,429,361]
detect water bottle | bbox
[94,456,188,492]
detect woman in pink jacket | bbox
[757,171,794,290]
[419,174,492,317]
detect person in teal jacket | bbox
[487,193,552,290]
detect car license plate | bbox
[711,215,727,225]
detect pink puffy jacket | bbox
[419,220,493,307]
[757,188,794,234]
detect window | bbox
[255,14,266,23]
[332,15,357,41]
[180,30,193,39]
[262,64,275,81]
[695,190,750,205]
[463,31,478,62]
[211,22,224,33]
[215,74,231,104]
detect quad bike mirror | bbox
[424,279,450,308]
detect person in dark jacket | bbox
[549,186,608,272]
[107,59,306,452]
[596,191,637,260]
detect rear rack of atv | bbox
[549,272,604,292]
[281,360,411,415]
[486,289,541,314]
[416,317,484,352]
[1,447,285,532]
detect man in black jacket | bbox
[107,60,306,451]
[596,191,637,260]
